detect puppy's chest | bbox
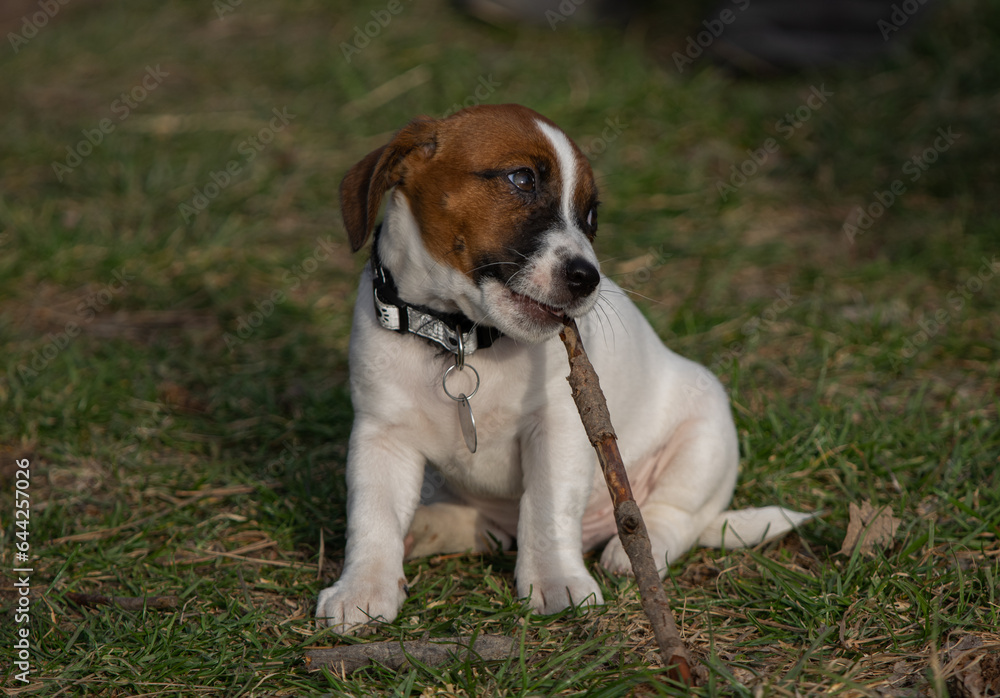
[420,364,537,498]
[380,354,545,498]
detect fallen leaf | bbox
[838,500,901,557]
[945,634,1000,698]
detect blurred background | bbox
[1,0,998,693]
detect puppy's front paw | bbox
[519,573,604,615]
[315,576,408,632]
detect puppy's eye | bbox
[508,169,535,193]
[586,208,596,227]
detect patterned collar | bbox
[370,228,503,356]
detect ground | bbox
[0,0,998,695]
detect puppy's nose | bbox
[564,257,600,299]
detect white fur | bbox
[536,119,578,227]
[316,117,811,632]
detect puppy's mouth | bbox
[480,273,598,343]
[506,288,567,324]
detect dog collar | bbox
[370,233,503,357]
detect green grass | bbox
[2,0,999,694]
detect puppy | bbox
[317,104,810,631]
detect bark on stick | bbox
[304,635,516,673]
[559,318,693,687]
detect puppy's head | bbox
[341,104,601,343]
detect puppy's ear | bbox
[340,117,437,252]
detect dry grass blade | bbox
[64,593,179,611]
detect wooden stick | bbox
[559,318,693,687]
[304,635,516,673]
[65,593,179,611]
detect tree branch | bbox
[304,635,516,673]
[560,318,693,687]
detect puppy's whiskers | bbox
[592,300,613,348]
[609,286,668,308]
[596,292,630,339]
[501,268,528,292]
[469,260,519,275]
[504,246,532,262]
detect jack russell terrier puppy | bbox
[317,104,810,631]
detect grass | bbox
[1,0,999,694]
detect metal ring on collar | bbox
[442,363,480,402]
[455,331,466,369]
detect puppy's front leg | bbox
[316,422,423,632]
[515,414,604,614]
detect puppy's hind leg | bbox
[600,418,739,576]
[405,503,514,560]
[404,468,513,560]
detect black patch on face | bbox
[583,197,599,238]
[470,198,563,286]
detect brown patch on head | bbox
[339,104,599,282]
[339,117,437,252]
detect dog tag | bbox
[443,363,481,455]
[457,394,477,453]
